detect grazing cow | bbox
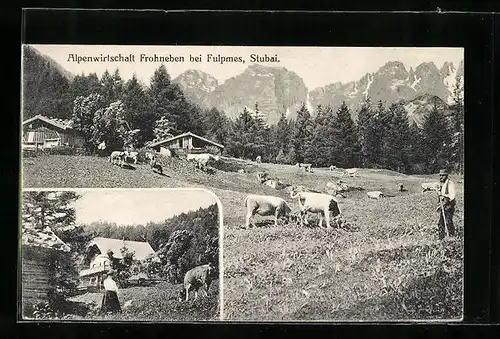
[150,156,163,174]
[329,165,337,171]
[290,187,341,229]
[178,263,215,302]
[244,194,292,228]
[123,151,138,164]
[367,191,384,199]
[367,191,395,199]
[326,181,349,195]
[421,182,441,193]
[297,163,313,172]
[109,151,125,167]
[186,153,220,171]
[145,152,155,162]
[344,168,359,177]
[256,171,269,183]
[263,179,285,190]
[237,169,246,174]
[256,156,262,163]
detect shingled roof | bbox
[21,222,71,252]
[23,115,74,130]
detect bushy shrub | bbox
[23,301,57,319]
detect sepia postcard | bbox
[20,44,464,322]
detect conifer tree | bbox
[449,80,464,174]
[304,104,331,166]
[407,122,426,173]
[122,74,154,146]
[357,97,373,167]
[274,113,291,162]
[100,69,124,105]
[381,103,411,172]
[203,107,230,146]
[226,107,258,159]
[148,64,198,136]
[421,104,453,173]
[291,103,313,163]
[330,102,361,167]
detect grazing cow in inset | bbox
[290,187,341,229]
[109,151,125,167]
[123,151,139,164]
[244,194,292,229]
[421,182,441,193]
[179,263,215,302]
[150,156,163,174]
[255,156,262,163]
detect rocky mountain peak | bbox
[377,61,408,79]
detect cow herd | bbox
[108,149,221,175]
[244,186,343,230]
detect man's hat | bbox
[439,169,448,176]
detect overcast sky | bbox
[29,45,463,90]
[71,189,218,226]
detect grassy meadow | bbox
[22,154,464,321]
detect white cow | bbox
[244,194,292,229]
[109,151,125,167]
[255,156,262,163]
[123,151,138,164]
[178,263,214,302]
[290,188,341,229]
[421,182,441,193]
[150,155,163,174]
[263,179,285,190]
[296,163,313,172]
[329,165,337,171]
[344,168,359,177]
[367,191,384,199]
[186,153,220,171]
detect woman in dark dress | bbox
[100,270,122,314]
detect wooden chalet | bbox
[22,115,84,149]
[148,132,224,156]
[20,222,71,311]
[79,237,156,289]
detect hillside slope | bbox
[22,155,464,321]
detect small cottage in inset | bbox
[79,237,156,289]
[22,114,84,149]
[21,222,71,312]
[148,132,224,156]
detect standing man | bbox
[437,169,456,240]
[100,270,122,314]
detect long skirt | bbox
[101,290,122,314]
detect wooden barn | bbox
[20,222,71,310]
[22,114,85,149]
[79,237,156,289]
[148,132,224,156]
